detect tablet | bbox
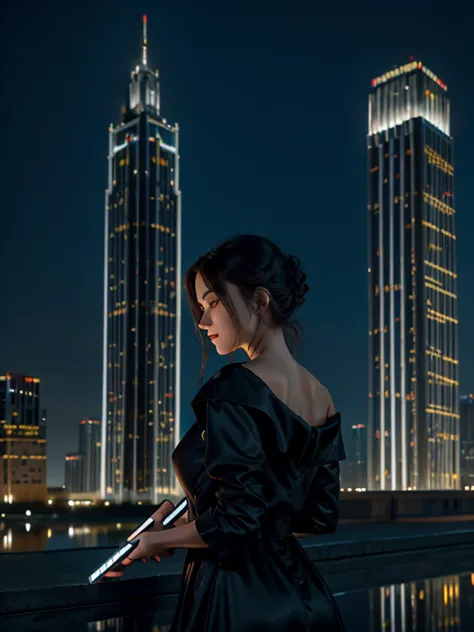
[88,538,140,584]
[88,497,188,584]
[126,497,188,542]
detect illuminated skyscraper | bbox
[367,61,459,491]
[340,423,367,490]
[64,453,84,493]
[460,394,474,489]
[0,373,47,503]
[101,16,182,503]
[79,418,101,493]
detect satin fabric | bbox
[170,362,347,631]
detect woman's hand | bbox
[102,533,175,579]
[127,531,175,563]
[102,499,177,579]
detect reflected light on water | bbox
[1,521,138,552]
[365,573,469,631]
[47,570,474,631]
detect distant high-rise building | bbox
[0,373,47,503]
[460,395,474,489]
[352,423,368,489]
[101,15,182,503]
[79,418,101,492]
[367,61,460,491]
[65,453,85,493]
[340,424,367,489]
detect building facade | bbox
[64,453,85,493]
[367,61,460,491]
[460,394,474,489]
[352,423,368,489]
[0,373,47,503]
[79,418,101,493]
[101,16,182,503]
[340,423,367,490]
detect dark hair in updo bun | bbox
[185,234,310,383]
[284,254,310,313]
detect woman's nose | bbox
[198,316,211,329]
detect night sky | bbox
[1,1,473,487]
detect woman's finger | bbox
[121,557,134,566]
[103,570,123,578]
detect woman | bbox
[117,234,346,630]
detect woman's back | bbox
[240,359,336,428]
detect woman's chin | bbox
[213,341,229,356]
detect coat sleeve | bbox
[194,399,269,559]
[290,461,341,535]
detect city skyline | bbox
[1,3,473,487]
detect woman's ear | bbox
[253,287,271,316]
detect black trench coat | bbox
[170,362,347,632]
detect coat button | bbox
[201,430,206,441]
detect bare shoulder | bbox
[300,365,336,426]
[241,360,335,428]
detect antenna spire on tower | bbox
[142,15,148,66]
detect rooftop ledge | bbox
[2,521,474,619]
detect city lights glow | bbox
[159,141,176,154]
[372,61,447,91]
[369,61,450,135]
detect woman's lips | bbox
[209,334,219,341]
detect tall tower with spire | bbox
[100,16,182,503]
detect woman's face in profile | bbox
[194,271,256,356]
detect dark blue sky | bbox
[1,1,473,486]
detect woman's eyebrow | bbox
[201,289,214,300]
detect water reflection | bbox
[1,567,474,630]
[364,572,474,631]
[0,520,136,552]
[87,621,171,632]
[77,571,474,631]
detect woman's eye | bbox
[198,300,219,315]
